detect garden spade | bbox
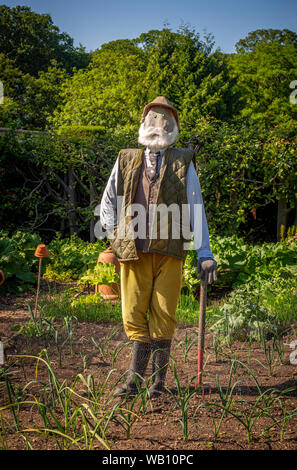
[196,278,208,389]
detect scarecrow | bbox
[100,96,217,397]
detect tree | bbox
[229,29,297,127]
[141,26,237,125]
[0,53,31,127]
[52,26,238,134]
[0,5,90,129]
[0,5,91,77]
[50,39,148,132]
[23,60,69,129]
[229,29,297,238]
[235,28,297,53]
[0,53,68,129]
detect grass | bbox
[39,289,122,323]
[38,271,297,345]
[175,293,216,325]
[39,289,211,328]
[176,293,199,324]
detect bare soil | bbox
[0,284,297,451]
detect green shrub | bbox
[210,275,297,341]
[183,235,297,293]
[0,230,44,293]
[78,262,120,287]
[45,233,108,281]
[261,276,297,324]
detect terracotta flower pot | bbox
[0,270,5,286]
[250,208,257,220]
[34,244,49,258]
[95,247,120,300]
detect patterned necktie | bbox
[146,151,160,181]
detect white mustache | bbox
[141,126,169,136]
[138,121,179,150]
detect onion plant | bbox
[6,351,114,449]
[206,359,240,441]
[166,359,201,442]
[173,328,198,364]
[212,334,224,363]
[113,393,143,439]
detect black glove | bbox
[197,257,218,284]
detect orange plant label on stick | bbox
[34,244,49,318]
[34,244,49,258]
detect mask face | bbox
[138,105,179,151]
[144,105,176,132]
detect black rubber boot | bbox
[114,341,151,396]
[148,339,172,398]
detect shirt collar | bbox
[145,147,167,157]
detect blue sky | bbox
[3,0,297,53]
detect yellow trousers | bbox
[120,250,183,343]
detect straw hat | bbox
[141,96,180,129]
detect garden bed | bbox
[0,286,296,451]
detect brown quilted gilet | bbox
[109,147,193,261]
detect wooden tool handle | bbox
[198,279,208,351]
[197,279,208,386]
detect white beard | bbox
[138,121,179,151]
